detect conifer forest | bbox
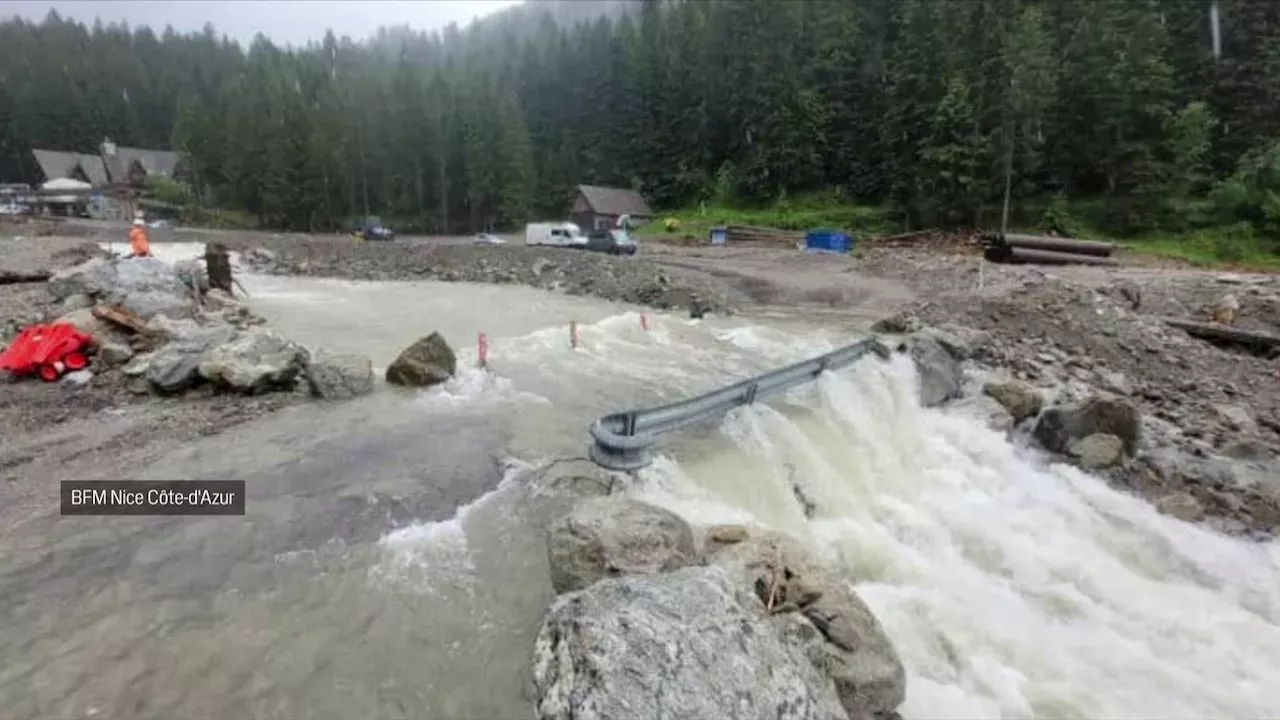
[2,0,1280,252]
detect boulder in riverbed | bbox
[901,332,963,407]
[531,565,849,720]
[198,328,307,393]
[546,496,698,594]
[49,256,194,319]
[1033,396,1141,456]
[305,348,375,400]
[385,332,457,388]
[982,380,1043,424]
[1069,433,1125,470]
[708,533,907,720]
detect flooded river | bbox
[1,245,1278,719]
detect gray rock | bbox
[1069,433,1125,470]
[55,307,117,341]
[1213,404,1257,435]
[951,394,1016,435]
[385,332,457,388]
[546,496,698,594]
[927,326,992,361]
[62,369,93,386]
[122,353,153,377]
[144,320,239,394]
[198,329,307,394]
[708,533,906,720]
[902,333,962,407]
[531,566,849,720]
[1156,492,1205,522]
[305,348,375,400]
[47,257,117,300]
[1098,371,1131,396]
[116,288,193,320]
[871,311,921,335]
[1033,396,1141,456]
[982,380,1043,423]
[147,345,207,394]
[95,336,135,367]
[57,293,94,312]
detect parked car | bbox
[585,229,638,256]
[474,232,506,245]
[0,203,29,216]
[353,216,394,241]
[525,222,588,249]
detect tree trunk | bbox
[205,242,234,294]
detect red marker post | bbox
[640,313,650,332]
[570,321,580,349]
[477,332,489,369]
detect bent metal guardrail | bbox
[588,337,893,471]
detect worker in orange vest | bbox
[128,218,151,258]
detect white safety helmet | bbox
[132,218,145,226]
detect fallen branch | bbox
[1162,317,1280,356]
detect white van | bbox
[525,222,588,248]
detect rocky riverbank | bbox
[873,271,1280,539]
[229,236,745,313]
[0,238,375,466]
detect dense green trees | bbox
[3,0,1280,241]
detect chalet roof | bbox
[119,147,180,176]
[31,149,82,182]
[77,154,109,186]
[574,184,653,217]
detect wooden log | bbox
[92,305,152,335]
[205,242,233,294]
[987,246,1118,266]
[1002,233,1116,257]
[1162,317,1280,355]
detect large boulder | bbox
[198,328,307,394]
[145,323,239,395]
[901,333,962,407]
[47,257,118,300]
[48,256,193,319]
[951,393,1016,435]
[1069,433,1125,470]
[1033,396,1141,456]
[531,565,849,720]
[546,496,698,594]
[708,533,907,720]
[304,348,375,400]
[982,380,1043,424]
[385,332,457,388]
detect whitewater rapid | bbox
[384,312,1280,720]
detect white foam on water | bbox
[369,461,532,594]
[632,350,1280,720]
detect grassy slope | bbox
[637,195,1280,272]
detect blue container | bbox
[803,229,854,254]
[709,226,728,245]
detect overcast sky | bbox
[5,1,523,47]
